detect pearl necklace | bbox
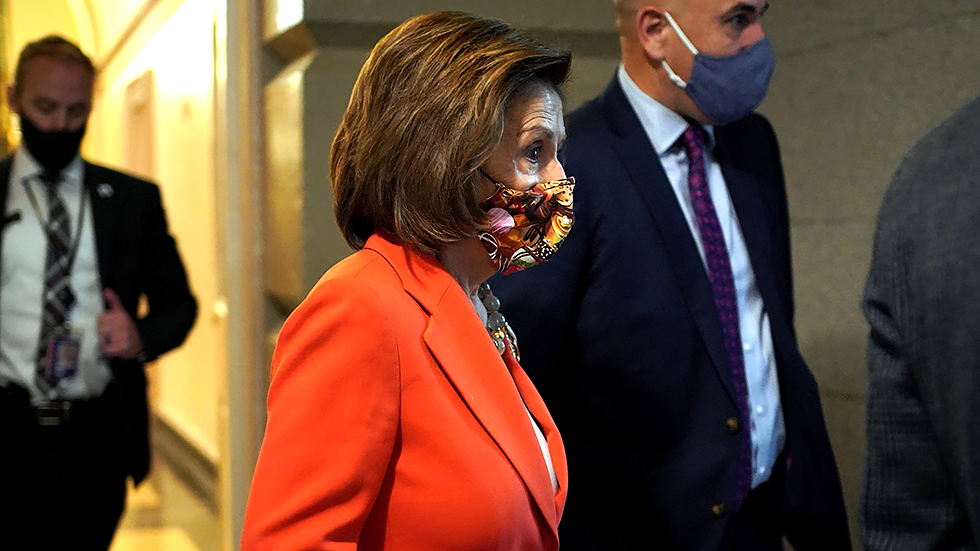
[478,282,519,361]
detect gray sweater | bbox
[862,95,980,551]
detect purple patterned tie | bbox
[36,171,76,392]
[680,125,753,509]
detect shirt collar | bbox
[12,144,84,187]
[616,64,716,155]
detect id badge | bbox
[45,333,81,381]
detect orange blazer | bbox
[241,234,567,550]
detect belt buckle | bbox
[35,400,71,426]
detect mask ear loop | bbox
[478,168,504,188]
[478,168,509,204]
[660,11,700,90]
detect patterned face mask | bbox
[477,169,575,275]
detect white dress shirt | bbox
[0,146,111,403]
[618,66,786,488]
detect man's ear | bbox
[636,6,670,62]
[5,84,20,115]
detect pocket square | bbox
[97,183,114,198]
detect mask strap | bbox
[660,12,699,90]
[663,12,699,56]
[661,60,688,90]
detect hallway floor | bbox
[110,457,220,551]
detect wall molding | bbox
[96,0,160,71]
[265,19,619,68]
[152,413,219,513]
[95,0,185,75]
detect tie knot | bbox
[38,170,61,186]
[679,124,707,157]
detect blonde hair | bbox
[331,11,571,254]
[13,34,95,94]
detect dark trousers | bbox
[718,478,785,551]
[0,383,128,550]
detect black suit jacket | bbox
[0,155,197,484]
[491,77,850,550]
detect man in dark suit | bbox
[861,96,980,550]
[0,35,196,548]
[491,1,850,549]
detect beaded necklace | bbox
[477,282,519,362]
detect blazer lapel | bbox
[366,235,560,539]
[506,352,568,517]
[83,162,114,289]
[600,80,738,405]
[425,301,561,537]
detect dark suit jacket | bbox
[861,96,980,550]
[491,77,850,550]
[0,155,197,484]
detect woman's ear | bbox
[635,6,670,62]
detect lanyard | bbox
[20,174,88,277]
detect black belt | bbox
[0,383,110,427]
[35,399,81,426]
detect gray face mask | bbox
[660,11,775,125]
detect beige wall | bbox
[91,0,223,461]
[7,0,155,64]
[85,0,151,55]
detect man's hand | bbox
[98,288,144,360]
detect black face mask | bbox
[18,114,86,173]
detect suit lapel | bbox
[716,144,778,309]
[0,156,12,217]
[83,162,113,289]
[366,235,560,539]
[600,80,738,405]
[0,156,12,280]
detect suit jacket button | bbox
[712,502,728,518]
[726,417,741,434]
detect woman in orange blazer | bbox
[241,12,575,551]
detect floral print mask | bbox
[477,170,575,275]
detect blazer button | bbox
[712,502,728,518]
[726,417,741,434]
